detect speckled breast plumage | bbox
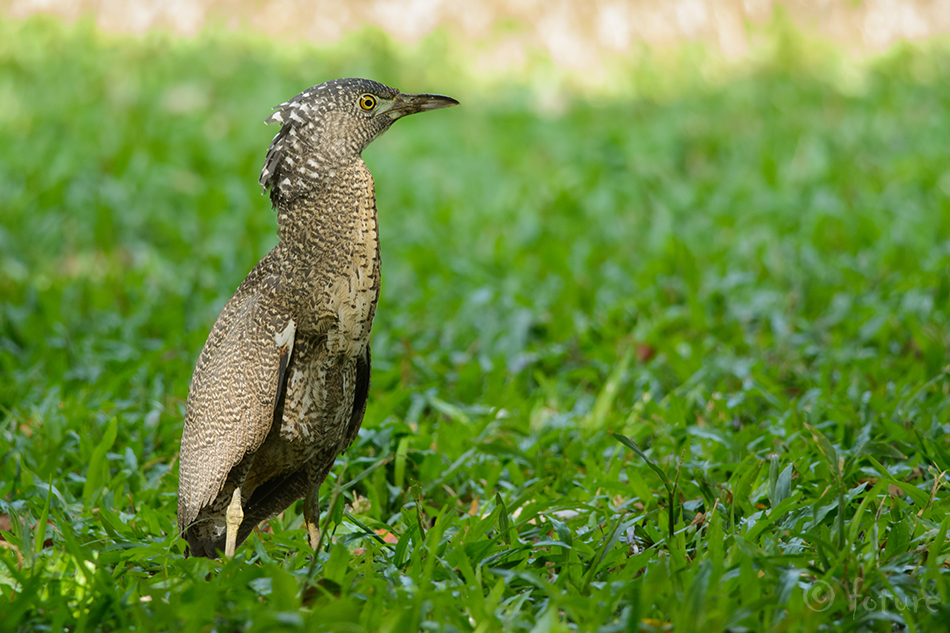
[242,334,362,492]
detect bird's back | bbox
[177,252,293,534]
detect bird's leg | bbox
[303,483,320,551]
[225,487,243,558]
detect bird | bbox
[177,78,458,558]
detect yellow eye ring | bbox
[359,94,377,111]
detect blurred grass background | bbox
[2,3,950,631]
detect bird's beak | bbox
[386,92,459,119]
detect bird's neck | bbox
[274,159,379,273]
[275,158,375,240]
[271,158,380,334]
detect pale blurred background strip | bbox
[3,0,949,65]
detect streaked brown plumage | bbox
[177,78,458,558]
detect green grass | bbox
[2,14,950,632]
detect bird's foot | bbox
[225,487,243,558]
[306,521,321,551]
[303,482,321,551]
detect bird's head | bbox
[259,78,458,206]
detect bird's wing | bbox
[177,275,295,529]
[343,345,371,452]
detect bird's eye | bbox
[359,94,377,111]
